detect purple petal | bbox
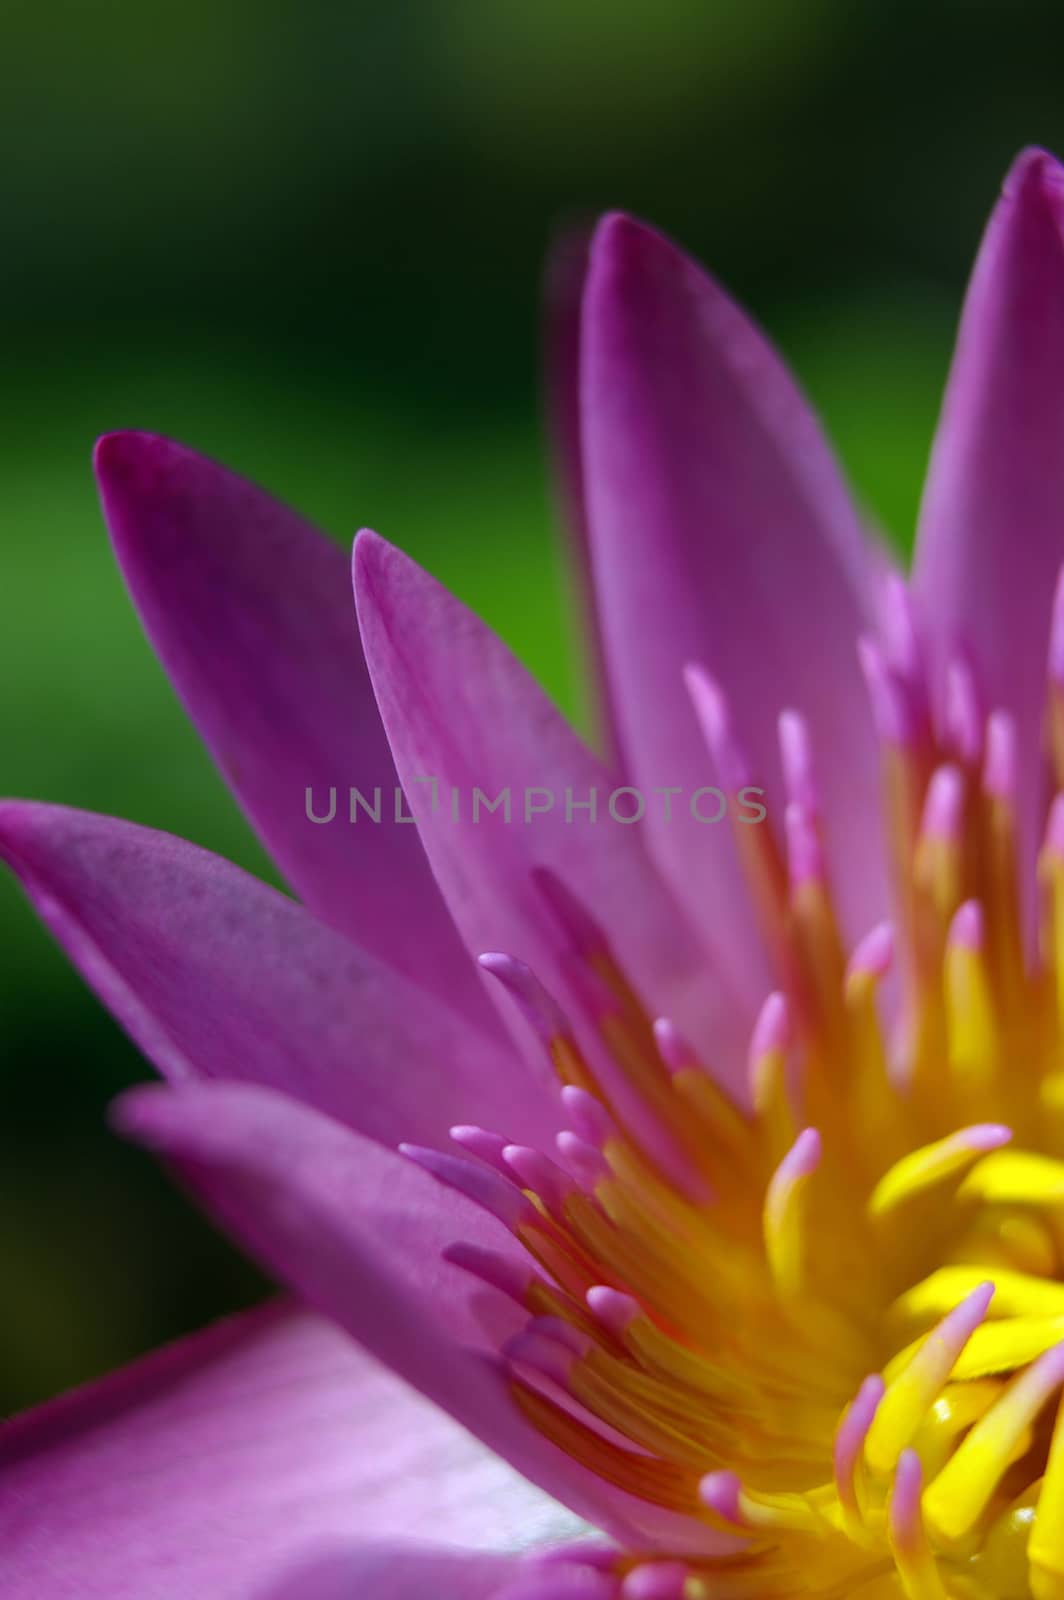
[94,431,484,1023]
[0,802,558,1150]
[914,149,1064,889]
[258,1546,520,1600]
[352,531,744,1081]
[493,1563,620,1600]
[1,1301,549,1600]
[544,227,618,762]
[579,214,886,998]
[112,1079,739,1552]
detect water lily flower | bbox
[6,145,1064,1599]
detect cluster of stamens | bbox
[404,575,1064,1599]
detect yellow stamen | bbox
[870,1128,1011,1219]
[1030,1394,1064,1599]
[923,1343,1064,1543]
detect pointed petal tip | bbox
[0,796,32,865]
[350,524,391,587]
[1002,144,1064,206]
[351,529,437,652]
[0,799,94,884]
[89,449,490,1023]
[352,523,386,554]
[914,146,1064,915]
[92,429,126,477]
[587,207,738,326]
[92,427,164,481]
[585,210,705,326]
[92,431,197,529]
[588,208,657,265]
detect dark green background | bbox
[3,0,1061,1410]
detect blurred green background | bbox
[3,0,1063,1411]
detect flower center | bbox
[407,578,1064,1599]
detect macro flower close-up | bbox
[8,133,1064,1598]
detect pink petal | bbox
[0,802,558,1150]
[0,1301,566,1599]
[352,531,744,1081]
[258,1546,520,1600]
[579,214,885,998]
[914,149,1064,891]
[113,1079,739,1553]
[493,1563,620,1600]
[544,227,619,762]
[94,431,484,1024]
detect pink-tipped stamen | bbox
[779,708,819,816]
[833,1374,885,1529]
[652,1016,698,1075]
[504,1144,577,1212]
[556,1129,610,1187]
[919,763,966,844]
[846,921,895,984]
[685,664,753,792]
[478,951,573,1043]
[944,654,983,767]
[983,709,1017,801]
[399,1143,534,1229]
[560,1084,616,1149]
[442,1241,536,1303]
[785,802,825,890]
[947,899,985,952]
[450,1124,513,1175]
[587,1285,641,1338]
